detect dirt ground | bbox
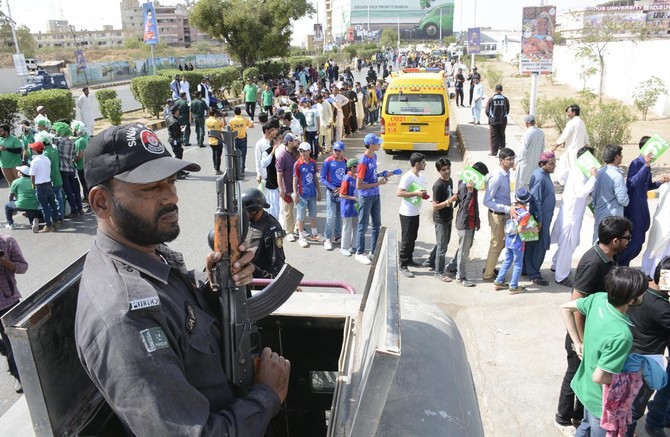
[94,110,158,135]
[476,58,670,179]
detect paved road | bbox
[73,84,142,121]
[1,69,662,436]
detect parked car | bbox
[16,71,69,96]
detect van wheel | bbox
[383,148,394,155]
[425,24,438,37]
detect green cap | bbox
[347,157,358,168]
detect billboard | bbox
[74,50,87,72]
[143,2,159,44]
[347,0,454,40]
[468,27,481,54]
[520,5,556,74]
[314,23,324,42]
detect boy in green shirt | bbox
[243,78,258,120]
[5,165,41,231]
[261,84,274,115]
[560,266,648,436]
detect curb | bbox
[146,119,167,131]
[89,80,132,90]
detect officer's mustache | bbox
[156,204,178,220]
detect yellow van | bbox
[380,69,450,153]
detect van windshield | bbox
[385,93,445,116]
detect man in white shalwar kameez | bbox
[513,115,545,190]
[551,104,589,185]
[641,183,670,276]
[550,147,598,285]
[76,87,95,136]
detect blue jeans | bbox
[356,194,381,256]
[54,185,65,217]
[296,195,317,222]
[35,183,59,226]
[646,360,670,429]
[576,407,607,437]
[428,220,452,275]
[234,137,248,171]
[325,190,342,241]
[496,247,523,287]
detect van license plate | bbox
[409,126,421,132]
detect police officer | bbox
[75,124,290,435]
[243,188,286,279]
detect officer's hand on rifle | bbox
[206,241,257,287]
[254,347,291,402]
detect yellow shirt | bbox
[227,115,253,139]
[205,116,224,146]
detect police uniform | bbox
[248,212,286,279]
[75,231,280,435]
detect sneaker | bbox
[554,420,576,435]
[458,278,476,287]
[298,238,309,248]
[339,248,352,257]
[399,266,414,278]
[286,233,296,242]
[355,253,371,265]
[5,223,14,230]
[493,280,509,290]
[309,234,324,242]
[509,285,527,295]
[32,218,39,233]
[436,274,452,282]
[39,226,54,233]
[324,240,333,251]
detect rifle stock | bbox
[211,128,303,395]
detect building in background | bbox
[33,21,135,50]
[120,0,215,48]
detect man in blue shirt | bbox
[618,136,669,266]
[592,145,629,243]
[320,141,347,251]
[483,147,519,281]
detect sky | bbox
[5,0,603,44]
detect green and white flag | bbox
[459,166,486,190]
[576,151,602,177]
[406,181,426,206]
[640,135,669,163]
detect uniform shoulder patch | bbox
[140,327,169,352]
[113,259,162,312]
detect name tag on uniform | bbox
[129,297,160,311]
[140,327,169,353]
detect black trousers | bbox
[398,214,420,267]
[556,332,583,424]
[469,85,475,106]
[455,87,464,106]
[489,123,507,154]
[245,102,256,120]
[211,143,223,171]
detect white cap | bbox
[298,142,311,151]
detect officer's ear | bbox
[88,184,113,219]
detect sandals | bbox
[531,278,549,286]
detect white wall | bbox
[0,69,27,95]
[554,40,670,116]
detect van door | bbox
[382,91,449,152]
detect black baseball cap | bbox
[84,123,200,188]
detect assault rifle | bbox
[210,128,303,395]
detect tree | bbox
[0,22,37,57]
[632,76,667,121]
[123,37,142,50]
[570,14,647,103]
[380,28,398,48]
[190,0,314,68]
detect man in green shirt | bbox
[560,266,648,436]
[5,165,40,232]
[176,92,191,146]
[20,121,35,165]
[243,78,258,121]
[261,84,274,115]
[0,124,24,186]
[190,91,208,148]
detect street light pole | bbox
[471,0,477,71]
[5,0,20,55]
